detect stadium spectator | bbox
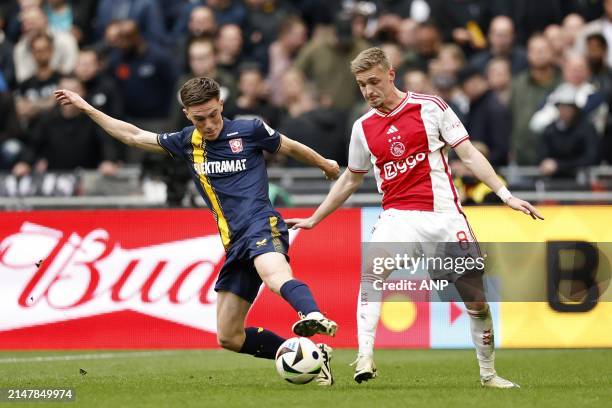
[428,43,467,116]
[397,18,419,53]
[106,20,177,129]
[561,13,585,48]
[543,24,565,66]
[280,69,316,119]
[13,6,78,83]
[293,16,369,110]
[171,38,237,130]
[224,64,281,128]
[0,92,22,171]
[429,43,466,81]
[586,33,612,96]
[20,75,119,174]
[266,15,307,106]
[277,101,348,167]
[70,0,99,45]
[377,0,432,21]
[175,6,218,72]
[44,0,73,33]
[403,69,434,94]
[574,0,612,67]
[14,32,60,130]
[215,23,244,77]
[458,66,510,167]
[244,0,294,72]
[94,0,171,49]
[0,23,14,87]
[74,48,124,120]
[468,16,528,74]
[410,22,442,72]
[510,34,561,165]
[206,0,247,27]
[430,0,498,52]
[486,57,512,106]
[530,52,607,135]
[538,86,599,178]
[509,0,565,44]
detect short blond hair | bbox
[350,47,391,74]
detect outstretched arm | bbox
[286,169,365,229]
[278,135,340,180]
[54,89,164,153]
[453,140,544,219]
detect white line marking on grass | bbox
[0,350,184,364]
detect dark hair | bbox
[29,32,53,50]
[179,77,220,107]
[586,33,608,50]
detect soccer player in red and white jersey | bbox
[287,47,543,388]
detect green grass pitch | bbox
[0,349,610,407]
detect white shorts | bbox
[370,209,477,243]
[368,209,482,282]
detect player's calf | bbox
[237,327,285,359]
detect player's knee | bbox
[217,332,243,352]
[466,301,488,314]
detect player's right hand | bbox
[285,218,316,230]
[323,159,340,180]
[54,89,89,111]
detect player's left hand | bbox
[506,196,544,220]
[323,159,340,180]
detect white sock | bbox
[467,305,496,378]
[357,276,382,357]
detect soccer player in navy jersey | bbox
[54,77,340,385]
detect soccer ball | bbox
[275,337,322,384]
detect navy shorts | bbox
[214,215,290,303]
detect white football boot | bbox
[315,343,334,386]
[481,374,521,389]
[292,312,338,337]
[351,354,378,383]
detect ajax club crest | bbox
[389,136,405,157]
[387,125,405,157]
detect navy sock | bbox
[239,327,285,359]
[280,279,320,315]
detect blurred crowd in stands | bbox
[1,0,612,201]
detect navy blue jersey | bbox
[157,118,282,248]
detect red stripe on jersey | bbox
[411,94,448,111]
[362,102,434,211]
[450,135,470,148]
[413,93,449,110]
[440,150,462,214]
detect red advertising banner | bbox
[0,209,362,349]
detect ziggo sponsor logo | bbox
[383,152,427,180]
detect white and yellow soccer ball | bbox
[275,337,322,384]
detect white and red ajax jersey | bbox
[348,92,469,213]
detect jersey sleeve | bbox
[157,129,187,159]
[439,105,470,147]
[348,121,372,173]
[252,119,281,153]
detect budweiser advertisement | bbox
[0,209,361,349]
[2,207,611,349]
